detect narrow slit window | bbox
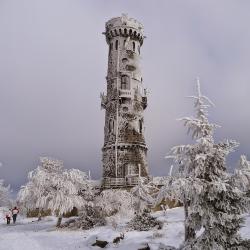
[132,42,135,52]
[115,40,118,50]
[139,119,143,133]
[109,119,114,133]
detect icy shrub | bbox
[96,189,135,218]
[62,205,106,230]
[26,208,51,218]
[128,209,162,231]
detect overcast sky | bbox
[0,0,250,191]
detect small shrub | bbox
[63,207,78,217]
[61,205,105,230]
[26,208,51,217]
[128,209,162,231]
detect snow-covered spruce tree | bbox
[158,80,249,249]
[18,157,91,226]
[233,155,250,195]
[0,179,10,207]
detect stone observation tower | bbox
[101,14,149,188]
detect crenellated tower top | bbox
[104,14,145,45]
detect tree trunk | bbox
[56,216,63,227]
[184,198,195,242]
[37,209,42,221]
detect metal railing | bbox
[102,176,139,188]
[119,90,132,97]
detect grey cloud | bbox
[0,0,249,190]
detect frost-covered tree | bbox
[0,179,10,207]
[233,155,250,195]
[158,80,249,249]
[18,157,91,226]
[131,177,157,213]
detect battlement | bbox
[104,14,144,45]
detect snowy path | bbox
[0,208,249,250]
[0,217,87,250]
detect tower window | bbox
[127,165,135,176]
[132,42,135,52]
[121,75,130,90]
[138,45,140,54]
[121,97,131,104]
[109,43,113,55]
[109,119,114,133]
[115,40,118,50]
[122,58,128,64]
[139,119,143,133]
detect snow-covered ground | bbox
[0,208,249,250]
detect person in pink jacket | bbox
[12,207,19,224]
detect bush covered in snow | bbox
[96,189,136,218]
[128,209,162,231]
[61,205,106,230]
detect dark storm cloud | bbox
[0,0,249,190]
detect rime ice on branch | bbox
[101,14,149,188]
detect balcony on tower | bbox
[119,89,132,98]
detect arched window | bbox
[109,43,113,55]
[109,119,114,133]
[132,42,135,52]
[115,40,118,50]
[121,75,130,90]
